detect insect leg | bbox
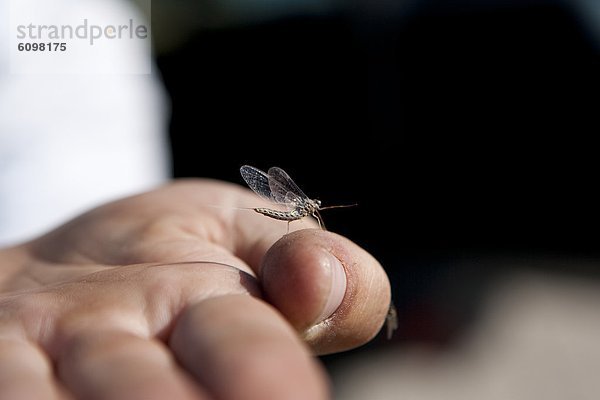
[313,211,326,231]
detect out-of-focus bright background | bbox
[146,0,599,398]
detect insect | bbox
[386,302,398,340]
[240,165,350,230]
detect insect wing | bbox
[283,191,304,207]
[267,167,309,204]
[240,165,276,202]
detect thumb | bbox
[260,229,391,355]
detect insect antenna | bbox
[318,203,358,210]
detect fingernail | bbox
[316,250,347,323]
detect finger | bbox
[0,339,69,400]
[260,229,391,354]
[57,330,207,400]
[117,179,320,272]
[170,294,329,400]
[25,180,316,274]
[171,180,320,272]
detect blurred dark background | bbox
[154,0,598,348]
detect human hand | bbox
[0,179,391,400]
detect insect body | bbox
[253,206,316,222]
[240,165,326,229]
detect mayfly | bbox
[240,165,352,230]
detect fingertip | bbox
[261,232,342,331]
[260,229,391,354]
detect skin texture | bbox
[0,179,391,400]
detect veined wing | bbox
[240,165,275,202]
[240,165,301,206]
[267,167,308,205]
